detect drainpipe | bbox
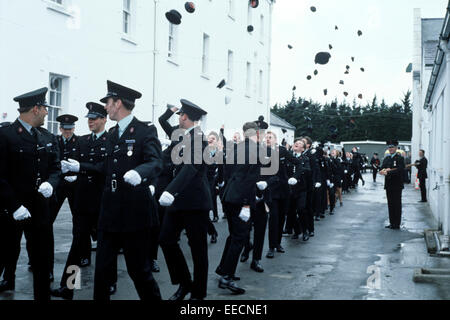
[439,38,450,236]
[266,1,274,126]
[152,0,158,123]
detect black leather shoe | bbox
[419,200,427,203]
[50,286,73,300]
[211,233,217,244]
[240,243,253,262]
[303,234,310,241]
[362,180,365,186]
[340,202,343,207]
[80,258,90,268]
[109,283,117,295]
[315,217,320,221]
[151,260,160,273]
[283,229,292,235]
[291,233,299,239]
[320,214,325,219]
[309,231,315,237]
[169,284,191,301]
[276,246,285,253]
[329,211,334,215]
[250,260,264,273]
[231,275,240,281]
[0,280,14,292]
[391,226,400,230]
[266,248,275,259]
[385,225,393,229]
[218,276,245,294]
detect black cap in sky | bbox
[288,44,293,49]
[314,70,318,76]
[185,2,195,13]
[344,70,349,74]
[14,87,50,111]
[346,65,350,70]
[358,94,363,99]
[315,52,331,65]
[323,89,328,96]
[177,99,207,121]
[329,44,333,50]
[343,92,349,97]
[217,79,226,89]
[351,57,355,62]
[100,80,142,107]
[307,75,312,80]
[357,30,363,36]
[255,116,268,130]
[166,9,182,25]
[339,80,344,85]
[247,25,254,32]
[292,86,297,91]
[335,25,339,30]
[86,102,107,119]
[57,114,78,129]
[310,6,316,12]
[360,67,365,72]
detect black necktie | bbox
[30,127,38,138]
[92,134,97,142]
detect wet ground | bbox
[2,173,450,300]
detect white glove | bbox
[239,206,251,222]
[256,195,264,202]
[13,205,31,221]
[149,185,155,196]
[315,182,321,188]
[38,182,53,198]
[123,170,142,187]
[64,176,77,183]
[288,178,298,186]
[330,183,334,188]
[344,170,348,174]
[326,180,331,187]
[61,159,80,174]
[256,181,268,191]
[218,182,225,188]
[159,191,175,207]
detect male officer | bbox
[158,99,212,301]
[0,87,60,300]
[370,153,380,182]
[49,114,80,279]
[380,140,405,229]
[62,81,163,300]
[51,102,109,300]
[409,149,428,202]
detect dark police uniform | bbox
[0,87,60,300]
[303,146,321,234]
[159,100,212,300]
[370,155,380,182]
[92,81,163,300]
[381,141,405,229]
[416,156,428,202]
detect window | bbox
[227,50,234,87]
[202,33,210,76]
[168,23,178,59]
[260,14,265,43]
[48,75,64,134]
[258,70,263,101]
[246,62,252,96]
[123,0,131,34]
[228,0,235,19]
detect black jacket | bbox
[287,152,311,194]
[330,157,344,185]
[415,157,428,179]
[381,153,405,190]
[303,148,321,190]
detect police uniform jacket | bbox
[304,148,322,191]
[381,153,405,190]
[287,152,311,194]
[415,157,428,180]
[330,157,344,185]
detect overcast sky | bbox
[270,0,448,108]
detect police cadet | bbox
[158,99,212,301]
[0,87,60,300]
[314,143,329,220]
[62,80,163,300]
[379,140,405,230]
[370,153,380,183]
[217,121,262,294]
[51,102,109,300]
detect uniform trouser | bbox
[353,169,364,186]
[50,185,77,274]
[2,198,52,300]
[94,230,161,301]
[217,203,251,276]
[290,193,308,235]
[207,219,218,236]
[305,190,315,232]
[209,181,219,220]
[149,203,165,261]
[343,174,351,191]
[420,178,427,201]
[373,168,378,181]
[386,188,403,228]
[285,194,297,233]
[328,186,336,212]
[313,185,326,217]
[159,210,209,299]
[268,198,288,249]
[251,201,268,261]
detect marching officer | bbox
[380,140,405,230]
[0,87,60,300]
[51,102,109,300]
[370,153,380,182]
[49,114,80,280]
[62,80,163,300]
[158,99,212,301]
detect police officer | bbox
[158,99,212,301]
[48,114,80,280]
[409,149,428,202]
[370,153,380,182]
[0,87,60,300]
[380,140,405,230]
[62,81,163,300]
[51,102,109,300]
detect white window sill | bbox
[228,14,235,21]
[201,74,210,80]
[121,34,138,46]
[167,58,179,67]
[44,0,73,17]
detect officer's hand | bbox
[218,181,225,188]
[64,176,77,183]
[123,170,142,186]
[330,183,334,189]
[61,159,80,173]
[159,191,175,207]
[149,185,155,196]
[239,206,251,222]
[256,181,268,191]
[38,182,53,198]
[288,178,298,186]
[326,179,331,187]
[13,205,31,221]
[315,182,321,188]
[344,170,348,174]
[256,195,264,202]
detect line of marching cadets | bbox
[0,81,366,301]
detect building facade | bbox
[412,6,450,234]
[0,0,275,138]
